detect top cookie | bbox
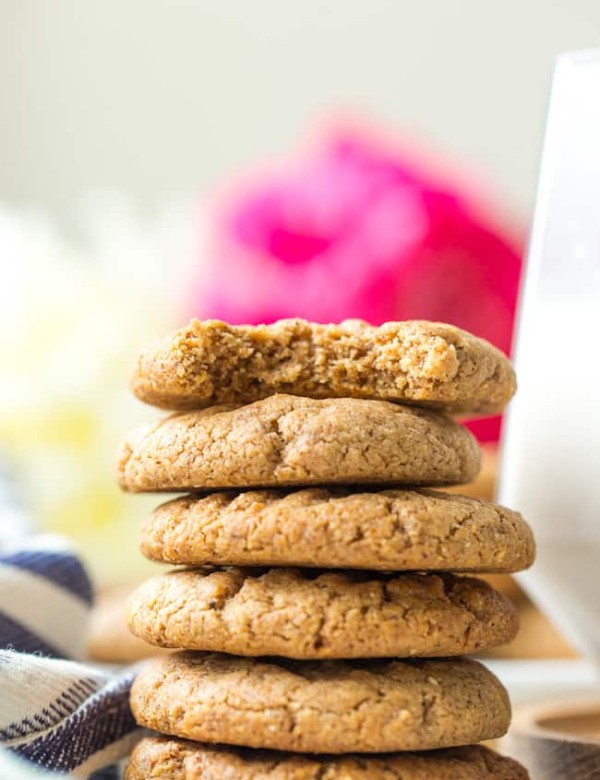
[131,319,516,415]
[117,395,480,492]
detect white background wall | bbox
[2,0,599,229]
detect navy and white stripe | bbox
[0,533,142,778]
[0,536,92,660]
[0,747,68,778]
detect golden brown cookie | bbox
[130,653,511,753]
[141,488,534,573]
[117,395,480,492]
[131,319,515,415]
[126,737,530,779]
[127,568,518,659]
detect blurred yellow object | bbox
[0,204,198,584]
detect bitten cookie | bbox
[141,488,535,573]
[130,653,511,753]
[117,395,480,492]
[127,568,519,659]
[131,318,516,415]
[126,737,530,779]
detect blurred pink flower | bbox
[193,128,523,442]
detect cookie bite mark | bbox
[131,319,516,415]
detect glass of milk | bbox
[499,50,600,660]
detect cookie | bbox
[127,568,518,659]
[141,488,534,573]
[126,737,530,779]
[117,395,480,492]
[130,653,511,753]
[131,319,515,415]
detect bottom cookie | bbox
[126,737,530,779]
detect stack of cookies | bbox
[118,319,535,780]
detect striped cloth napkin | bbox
[0,533,141,778]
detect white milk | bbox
[499,51,600,661]
[501,297,600,657]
